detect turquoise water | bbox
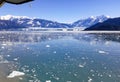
[0,32,120,82]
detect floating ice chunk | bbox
[45,72,49,75]
[19,77,23,80]
[98,50,108,54]
[55,77,60,80]
[104,67,107,69]
[92,74,95,76]
[90,69,94,72]
[46,80,51,82]
[88,77,92,82]
[46,45,50,48]
[81,57,85,60]
[29,80,34,82]
[108,74,112,77]
[31,69,36,73]
[13,58,19,61]
[78,64,84,68]
[105,41,110,45]
[53,51,57,54]
[27,47,30,50]
[7,71,25,78]
[2,43,7,46]
[74,73,77,77]
[1,46,5,49]
[7,55,10,57]
[48,38,52,40]
[78,62,86,68]
[118,75,120,77]
[66,81,72,82]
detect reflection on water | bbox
[0,32,120,82]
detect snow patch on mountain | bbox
[0,15,30,20]
[72,15,110,28]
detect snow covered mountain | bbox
[0,15,71,30]
[85,17,120,31]
[72,15,110,28]
[0,15,110,30]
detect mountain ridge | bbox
[72,15,110,27]
[85,17,120,31]
[0,15,110,30]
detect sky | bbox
[0,0,120,23]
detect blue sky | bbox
[0,0,120,23]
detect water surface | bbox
[0,32,120,82]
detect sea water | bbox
[0,32,120,82]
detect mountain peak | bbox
[90,16,95,19]
[0,15,31,20]
[96,15,110,18]
[72,15,110,27]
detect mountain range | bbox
[0,15,110,30]
[72,15,110,27]
[85,17,120,31]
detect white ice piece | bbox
[78,64,84,68]
[7,71,25,78]
[46,45,50,48]
[46,80,51,82]
[88,77,92,82]
[98,50,108,54]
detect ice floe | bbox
[7,55,10,57]
[53,51,57,54]
[7,71,25,78]
[98,50,108,54]
[78,64,84,68]
[66,81,72,82]
[2,43,7,46]
[46,80,51,82]
[108,74,112,77]
[78,62,86,68]
[88,77,92,82]
[13,58,19,61]
[105,41,110,45]
[46,45,50,48]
